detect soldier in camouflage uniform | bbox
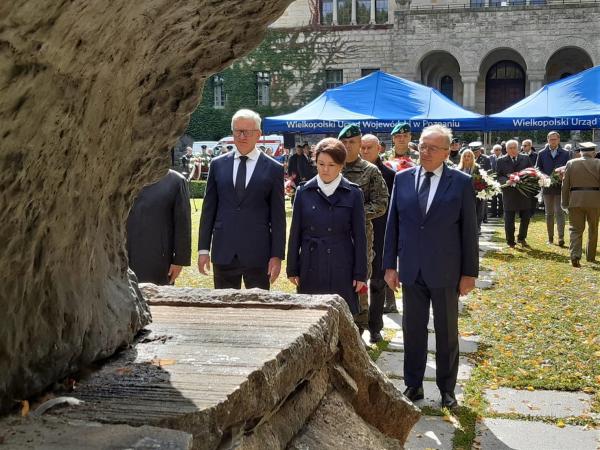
[338,124,389,334]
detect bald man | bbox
[361,134,396,343]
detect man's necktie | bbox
[418,171,434,217]
[235,155,248,201]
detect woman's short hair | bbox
[315,138,347,165]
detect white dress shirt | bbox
[414,164,444,214]
[233,147,260,188]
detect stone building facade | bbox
[270,0,599,115]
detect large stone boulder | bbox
[0,0,292,412]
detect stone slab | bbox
[383,313,435,332]
[0,417,192,449]
[388,332,479,354]
[404,415,456,450]
[391,380,465,410]
[484,387,594,418]
[475,418,600,450]
[376,352,474,381]
[475,271,495,289]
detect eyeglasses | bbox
[418,143,448,153]
[233,129,259,137]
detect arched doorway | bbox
[418,51,463,104]
[546,47,593,83]
[485,60,525,115]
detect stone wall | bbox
[0,0,292,413]
[267,1,600,113]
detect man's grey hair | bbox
[492,144,503,153]
[522,139,532,146]
[420,124,453,148]
[547,130,560,139]
[361,134,380,144]
[505,139,519,150]
[231,109,261,131]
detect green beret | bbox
[391,122,411,135]
[338,123,361,139]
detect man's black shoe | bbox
[518,239,530,248]
[403,386,424,402]
[507,242,516,248]
[571,259,581,268]
[441,391,458,409]
[558,239,565,247]
[369,331,383,344]
[383,306,399,314]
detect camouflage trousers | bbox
[353,223,374,330]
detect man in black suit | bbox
[521,139,538,216]
[360,134,395,343]
[383,125,479,409]
[496,139,534,248]
[197,109,286,289]
[127,169,191,285]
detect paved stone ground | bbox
[371,218,600,449]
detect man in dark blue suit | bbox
[383,125,479,409]
[198,109,286,289]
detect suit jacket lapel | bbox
[406,168,423,221]
[426,165,452,220]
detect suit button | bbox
[312,205,316,210]
[420,225,424,230]
[327,227,332,232]
[327,248,331,254]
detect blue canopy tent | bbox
[486,65,600,131]
[263,71,485,133]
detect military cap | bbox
[468,141,483,149]
[577,142,597,152]
[391,122,411,135]
[338,123,362,139]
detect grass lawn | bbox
[460,214,600,426]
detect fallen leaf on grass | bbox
[526,386,535,391]
[150,359,176,367]
[556,420,565,428]
[20,400,29,417]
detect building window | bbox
[530,0,546,4]
[375,0,388,23]
[361,68,380,77]
[470,0,485,6]
[510,0,525,5]
[357,0,371,24]
[213,75,225,109]
[489,0,502,6]
[256,71,270,106]
[326,69,343,89]
[321,0,333,24]
[440,75,454,100]
[337,0,351,25]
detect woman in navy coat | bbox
[287,138,368,314]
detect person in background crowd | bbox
[564,143,574,159]
[181,146,194,179]
[127,170,191,285]
[288,144,312,184]
[473,144,491,171]
[360,134,395,343]
[496,140,534,248]
[536,131,570,247]
[561,142,600,267]
[489,145,504,218]
[458,150,484,234]
[197,109,285,289]
[339,124,388,335]
[383,124,478,409]
[287,138,367,316]
[449,138,461,165]
[521,139,538,216]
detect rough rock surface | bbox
[0,0,292,412]
[40,287,420,449]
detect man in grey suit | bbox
[561,142,600,267]
[198,109,286,289]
